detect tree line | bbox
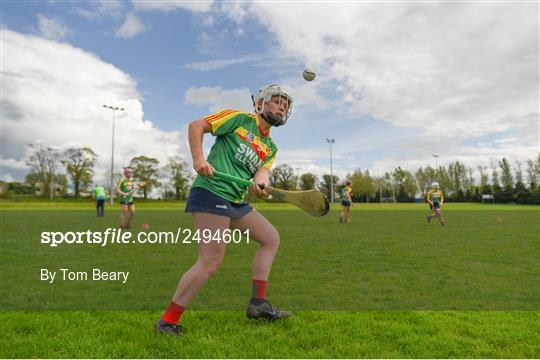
[2,143,539,204]
[263,155,540,204]
[2,143,192,200]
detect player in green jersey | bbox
[116,167,137,229]
[93,184,107,217]
[426,181,445,225]
[339,180,353,223]
[155,84,293,335]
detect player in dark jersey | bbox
[155,84,293,335]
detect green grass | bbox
[1,202,539,358]
[1,311,538,358]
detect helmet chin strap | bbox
[252,95,286,127]
[261,110,286,127]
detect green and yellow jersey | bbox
[117,177,134,203]
[94,186,106,200]
[427,189,444,205]
[341,186,352,200]
[191,109,278,203]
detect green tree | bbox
[299,172,318,190]
[61,147,97,197]
[6,182,34,195]
[319,174,339,200]
[526,153,540,190]
[514,160,529,203]
[435,166,452,198]
[373,176,385,202]
[382,172,395,201]
[350,169,375,202]
[391,167,416,202]
[491,165,502,202]
[270,164,297,190]
[129,156,161,199]
[478,166,489,195]
[25,143,61,199]
[164,156,191,200]
[499,158,514,202]
[414,166,432,196]
[446,161,472,201]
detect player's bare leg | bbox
[232,209,279,280]
[344,207,351,223]
[126,205,136,228]
[156,212,229,335]
[435,208,445,225]
[427,205,436,223]
[231,209,291,320]
[119,205,128,228]
[340,206,347,223]
[173,212,229,305]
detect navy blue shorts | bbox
[429,203,440,210]
[341,200,351,207]
[185,187,253,218]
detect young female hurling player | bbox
[155,84,293,335]
[426,181,445,225]
[116,167,137,229]
[339,180,353,223]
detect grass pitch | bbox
[1,201,539,358]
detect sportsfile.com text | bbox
[40,228,250,247]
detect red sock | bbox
[252,279,268,299]
[161,301,185,324]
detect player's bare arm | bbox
[188,117,214,177]
[252,167,270,198]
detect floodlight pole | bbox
[432,154,439,169]
[326,138,335,204]
[103,105,124,206]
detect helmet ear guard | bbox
[252,84,293,127]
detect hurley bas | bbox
[41,268,129,284]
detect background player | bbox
[339,180,353,223]
[426,181,445,225]
[116,167,136,229]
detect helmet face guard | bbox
[253,84,293,127]
[431,182,440,189]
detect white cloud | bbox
[184,86,254,113]
[75,0,124,20]
[36,14,71,40]
[0,157,28,170]
[1,29,185,186]
[218,1,248,24]
[221,2,538,139]
[133,1,213,13]
[1,173,15,183]
[115,13,146,38]
[184,54,260,71]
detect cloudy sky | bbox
[1,1,538,186]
